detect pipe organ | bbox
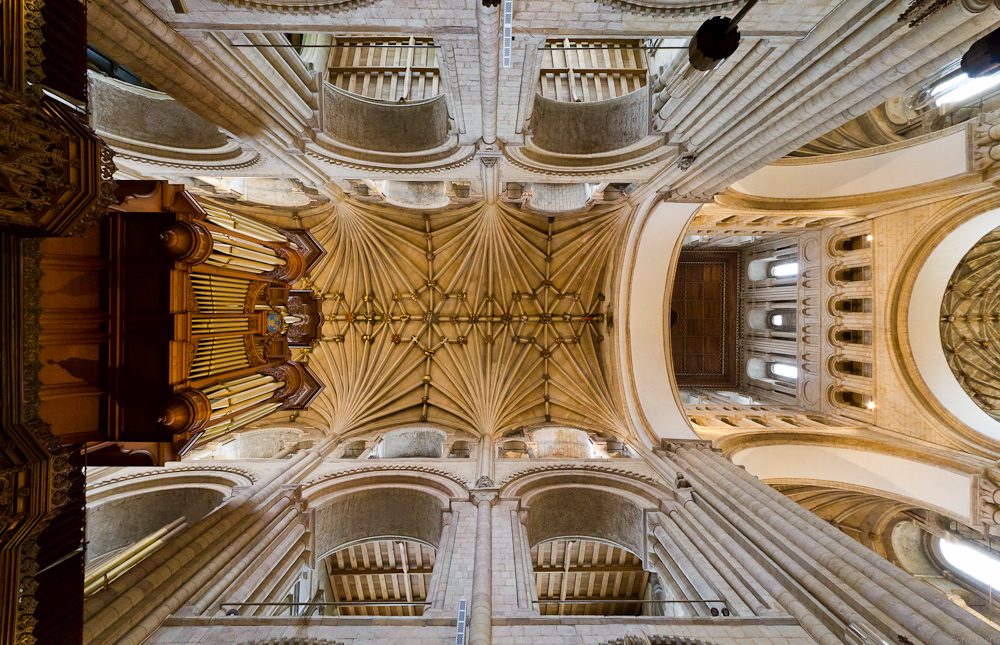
[63,181,327,466]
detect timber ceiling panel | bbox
[669,251,738,387]
[301,200,630,438]
[531,539,648,616]
[323,539,434,616]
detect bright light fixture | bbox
[771,262,799,277]
[933,70,1000,106]
[940,540,1000,590]
[866,400,876,410]
[772,364,798,379]
[771,314,783,326]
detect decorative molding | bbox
[86,464,261,491]
[592,0,741,18]
[203,0,376,13]
[113,150,264,172]
[602,636,722,645]
[302,464,472,489]
[304,145,477,175]
[497,463,660,488]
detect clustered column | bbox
[664,444,1000,645]
[82,438,334,645]
[475,0,500,145]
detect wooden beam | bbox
[399,541,414,616]
[329,567,434,576]
[540,67,646,75]
[533,565,646,574]
[327,67,439,74]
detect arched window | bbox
[834,329,872,345]
[940,540,1000,590]
[342,440,367,459]
[834,389,873,410]
[769,261,799,278]
[748,256,797,282]
[768,309,797,331]
[500,440,531,458]
[833,360,872,377]
[448,440,470,458]
[835,234,872,252]
[833,298,871,313]
[747,308,796,332]
[322,539,437,616]
[833,266,871,282]
[770,363,798,381]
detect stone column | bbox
[83,439,333,645]
[271,441,297,459]
[644,552,696,618]
[647,520,711,616]
[672,445,996,645]
[667,505,768,615]
[517,515,539,609]
[476,432,496,482]
[469,486,497,645]
[430,512,458,611]
[476,0,500,145]
[698,446,1000,643]
[509,509,529,609]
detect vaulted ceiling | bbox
[297,199,632,440]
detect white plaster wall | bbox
[617,198,701,445]
[908,207,1000,442]
[731,129,968,199]
[732,445,972,521]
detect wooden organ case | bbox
[48,181,326,465]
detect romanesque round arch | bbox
[888,194,1000,449]
[500,465,668,557]
[85,467,252,563]
[302,467,469,560]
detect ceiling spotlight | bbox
[867,400,876,410]
[866,234,873,241]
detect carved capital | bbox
[471,489,498,506]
